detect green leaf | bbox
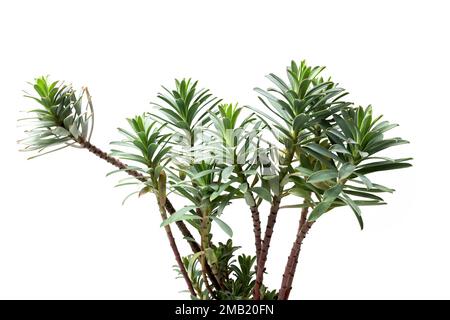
[366,138,409,155]
[354,200,386,206]
[343,190,384,201]
[160,206,200,227]
[308,184,343,221]
[333,114,354,138]
[356,161,412,175]
[252,187,272,202]
[341,193,364,230]
[345,182,394,193]
[304,143,341,162]
[121,191,139,205]
[339,163,355,180]
[68,123,79,139]
[308,201,332,222]
[239,182,248,193]
[190,169,219,181]
[356,173,373,189]
[307,169,338,183]
[293,166,313,177]
[210,181,232,201]
[323,184,343,200]
[211,216,233,238]
[279,203,309,209]
[244,191,256,206]
[221,165,234,181]
[330,144,350,155]
[293,114,309,132]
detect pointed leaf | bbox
[211,216,233,238]
[339,163,355,180]
[252,187,272,202]
[307,169,338,183]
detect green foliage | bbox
[150,78,221,146]
[250,60,350,149]
[19,77,94,158]
[179,253,210,300]
[253,61,411,229]
[111,115,171,174]
[210,240,240,284]
[217,254,257,300]
[110,114,174,205]
[19,59,411,301]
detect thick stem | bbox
[196,208,222,292]
[78,138,223,292]
[165,200,202,253]
[77,138,201,251]
[235,165,262,269]
[199,208,215,298]
[250,205,262,264]
[253,148,295,300]
[278,207,313,300]
[162,203,220,291]
[156,195,196,297]
[253,195,281,299]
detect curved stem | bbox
[156,194,196,297]
[77,137,202,253]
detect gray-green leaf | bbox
[252,187,272,202]
[211,216,233,238]
[307,169,338,183]
[339,163,355,180]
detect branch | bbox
[156,195,196,297]
[253,149,294,300]
[76,137,229,290]
[199,208,216,299]
[77,137,201,251]
[278,207,314,300]
[253,195,281,299]
[236,165,262,268]
[250,205,262,263]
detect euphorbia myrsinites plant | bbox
[18,60,411,300]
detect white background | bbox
[1,0,449,299]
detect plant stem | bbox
[196,208,222,292]
[253,195,281,299]
[156,194,196,297]
[253,148,294,300]
[250,205,262,263]
[278,207,314,300]
[77,137,201,251]
[199,207,216,299]
[76,138,224,290]
[235,165,262,267]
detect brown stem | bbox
[163,201,219,290]
[250,205,262,264]
[253,195,281,300]
[252,149,295,299]
[77,138,200,246]
[235,166,262,269]
[156,195,196,297]
[77,137,222,291]
[278,207,314,300]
